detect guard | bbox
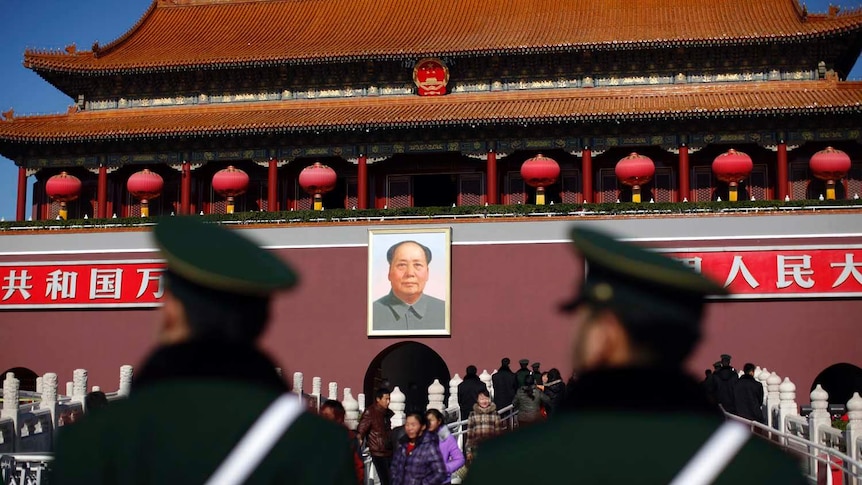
[464,226,806,484]
[53,217,357,484]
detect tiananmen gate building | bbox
[1,0,861,406]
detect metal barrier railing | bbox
[723,411,862,483]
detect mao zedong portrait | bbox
[372,240,446,331]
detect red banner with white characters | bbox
[0,260,166,309]
[665,247,862,298]
[1,247,861,308]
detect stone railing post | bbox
[2,373,20,430]
[358,393,366,414]
[73,369,88,411]
[65,382,73,398]
[777,378,798,444]
[293,372,304,397]
[311,377,322,407]
[448,374,462,411]
[118,365,133,397]
[480,370,493,400]
[766,372,781,428]
[808,384,831,477]
[343,388,359,430]
[427,379,445,411]
[328,382,338,401]
[756,368,770,407]
[40,373,58,426]
[390,386,405,428]
[36,376,43,395]
[845,392,862,485]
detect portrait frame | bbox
[367,227,452,337]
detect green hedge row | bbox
[2,199,861,231]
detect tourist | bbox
[465,389,501,466]
[457,365,487,422]
[358,387,395,485]
[426,408,465,484]
[538,368,566,417]
[490,357,517,411]
[321,399,365,484]
[511,374,550,427]
[733,363,766,424]
[390,412,447,485]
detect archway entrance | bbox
[811,363,862,406]
[363,342,450,413]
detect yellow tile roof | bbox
[2,80,860,142]
[23,0,862,73]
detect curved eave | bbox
[24,27,862,77]
[2,81,861,145]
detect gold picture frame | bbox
[367,228,452,336]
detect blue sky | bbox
[0,0,860,221]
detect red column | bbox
[777,141,788,201]
[357,154,368,209]
[16,167,27,221]
[268,159,278,212]
[679,145,690,202]
[581,148,593,203]
[486,151,498,205]
[181,161,191,215]
[96,165,108,218]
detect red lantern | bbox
[212,165,250,214]
[299,162,337,210]
[127,169,164,217]
[810,147,851,200]
[615,152,655,203]
[520,154,560,205]
[712,149,753,202]
[46,171,82,220]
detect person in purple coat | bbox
[426,409,465,484]
[390,412,448,485]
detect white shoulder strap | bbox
[669,420,751,485]
[205,393,304,485]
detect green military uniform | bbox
[53,343,356,484]
[53,217,357,484]
[464,368,806,484]
[464,227,806,484]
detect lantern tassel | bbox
[632,185,641,203]
[141,199,149,218]
[826,180,836,200]
[59,201,68,220]
[729,183,738,202]
[227,196,235,214]
[535,187,546,206]
[314,194,323,211]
